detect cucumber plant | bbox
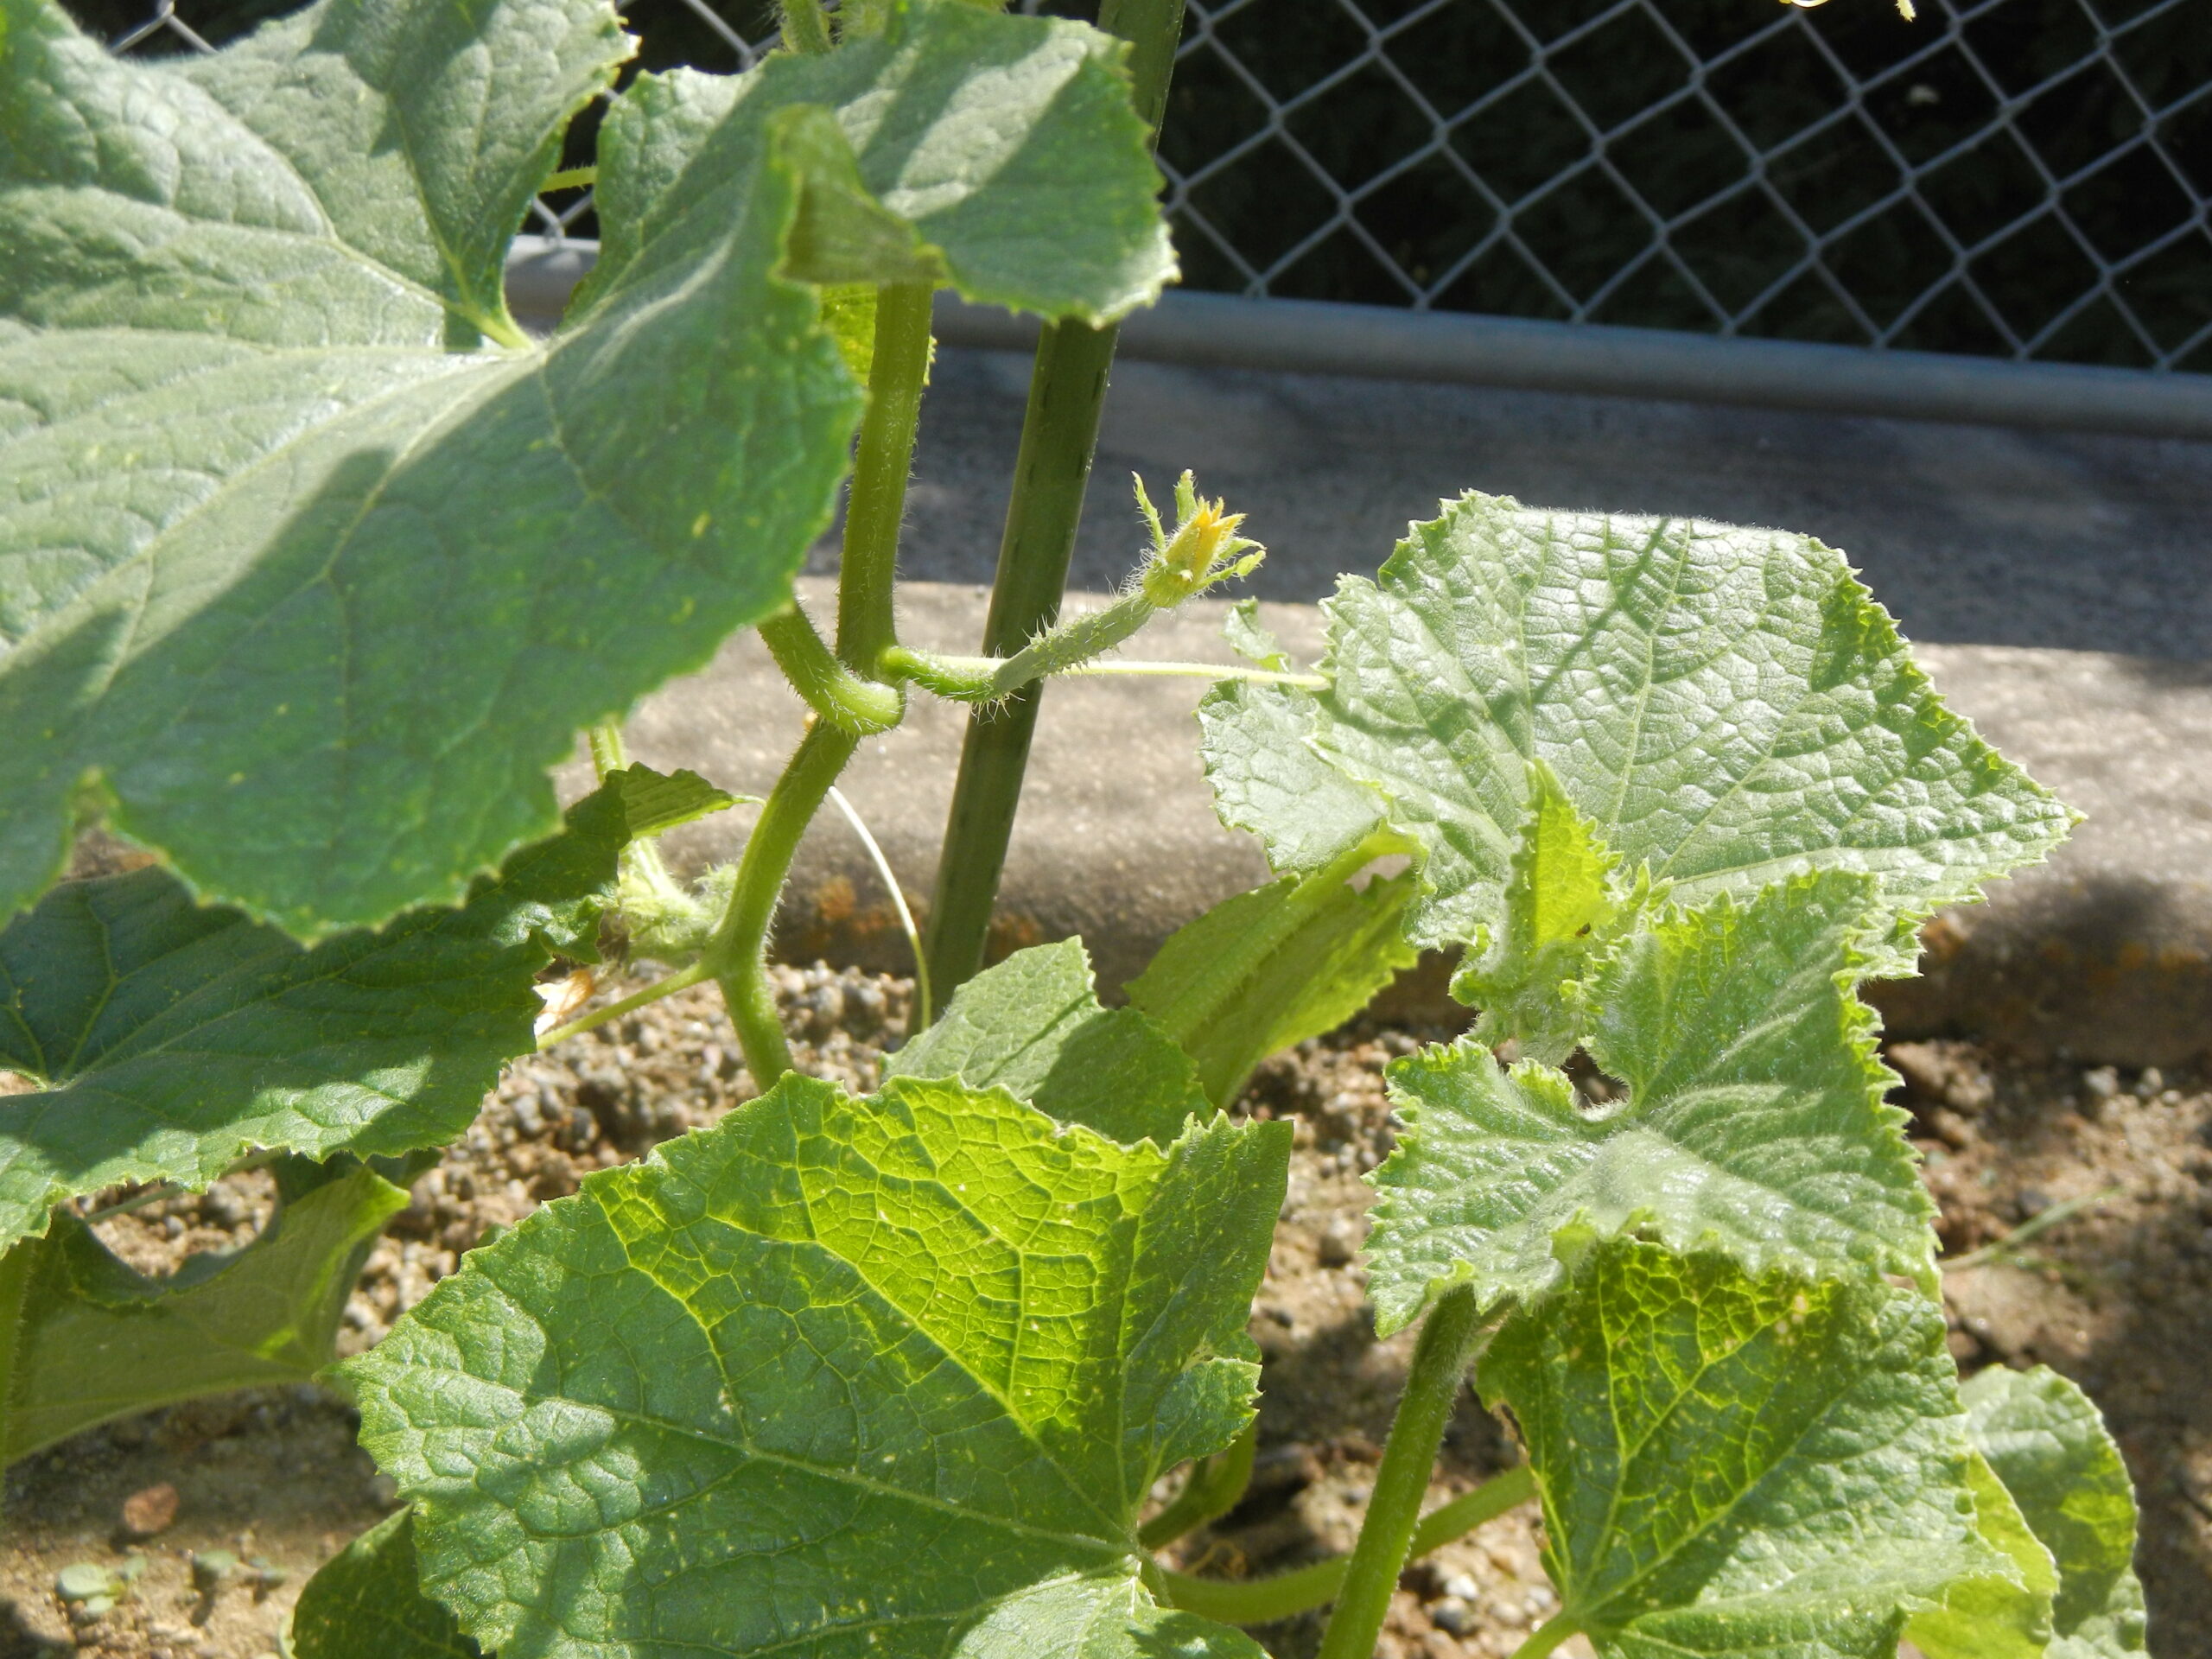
[0,0,2151,1656]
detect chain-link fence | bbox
[90,0,2212,374]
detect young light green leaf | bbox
[1,1162,405,1463]
[346,1076,1288,1659]
[1128,870,1417,1109]
[1364,871,1933,1332]
[1452,759,1624,1064]
[611,763,745,840]
[290,1510,483,1659]
[0,789,622,1252]
[1961,1365,2149,1658]
[0,0,1173,937]
[1479,1236,2009,1659]
[1222,599,1292,672]
[885,938,1206,1144]
[1197,682,1389,876]
[1310,493,2072,957]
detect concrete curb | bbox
[567,581,2212,1067]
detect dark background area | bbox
[68,0,2212,370]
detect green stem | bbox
[761,607,905,734]
[1507,1611,1581,1659]
[779,0,832,55]
[1156,1464,1534,1626]
[0,1236,35,1469]
[705,721,859,1086]
[1140,1421,1257,1549]
[920,0,1188,1005]
[837,282,933,677]
[587,721,627,779]
[1316,1284,1485,1659]
[537,962,710,1051]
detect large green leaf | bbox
[290,1510,483,1659]
[1196,681,1388,877]
[1363,872,1933,1332]
[1296,493,2071,957]
[1128,869,1417,1109]
[0,787,622,1252]
[886,938,1206,1144]
[1,1160,405,1463]
[1479,1236,2008,1659]
[1961,1366,2148,1658]
[0,0,1172,935]
[346,1075,1287,1659]
[1904,1452,2058,1659]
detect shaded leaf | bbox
[1,1162,405,1463]
[346,1076,1288,1659]
[1364,872,1933,1332]
[0,788,623,1251]
[289,1509,483,1659]
[887,939,1205,1145]
[1309,493,2071,959]
[1962,1365,2148,1658]
[1128,870,1416,1109]
[0,0,1171,933]
[1905,1452,2058,1659]
[1479,1236,2007,1659]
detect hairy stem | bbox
[1157,1464,1534,1626]
[837,282,933,677]
[919,0,1187,1004]
[778,0,832,55]
[1316,1285,1486,1659]
[707,721,859,1086]
[761,606,905,734]
[1139,1421,1257,1549]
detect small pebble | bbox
[2136,1067,2164,1098]
[1440,1573,1480,1602]
[2083,1065,2120,1101]
[121,1480,180,1538]
[1429,1596,1476,1635]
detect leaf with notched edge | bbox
[0,0,1172,935]
[346,1076,1287,1659]
[1363,872,1934,1333]
[1480,1236,2011,1659]
[0,787,623,1253]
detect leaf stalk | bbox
[763,606,906,734]
[1315,1283,1486,1659]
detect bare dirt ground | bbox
[5,968,2207,1659]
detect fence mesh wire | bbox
[99,0,2212,372]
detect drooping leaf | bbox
[0,787,623,1252]
[887,938,1206,1143]
[0,0,1173,935]
[1128,870,1417,1109]
[1364,871,1933,1332]
[1905,1452,2059,1659]
[1961,1365,2149,1658]
[1306,493,2072,958]
[1197,682,1389,877]
[289,1510,484,1659]
[1452,759,1624,1064]
[611,763,744,840]
[1,1161,405,1463]
[1478,1236,2009,1659]
[346,1075,1287,1659]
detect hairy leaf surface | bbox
[1306,493,2071,955]
[1960,1366,2148,1658]
[0,0,1171,933]
[1364,872,1931,1332]
[1,1162,404,1462]
[886,938,1205,1143]
[1479,1236,2005,1659]
[0,790,621,1251]
[290,1510,483,1659]
[1197,682,1387,876]
[1128,870,1416,1108]
[346,1076,1287,1658]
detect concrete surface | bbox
[858,346,2212,662]
[570,581,2212,1066]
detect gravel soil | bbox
[5,970,2209,1659]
